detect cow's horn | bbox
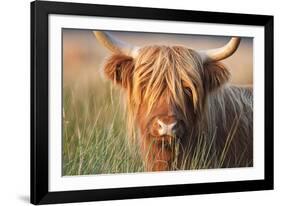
[93,31,139,57]
[199,37,241,63]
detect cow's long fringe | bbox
[126,46,205,143]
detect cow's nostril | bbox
[170,122,177,132]
[157,121,162,129]
[157,119,166,129]
[171,123,180,135]
[171,122,177,130]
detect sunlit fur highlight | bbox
[131,46,206,135]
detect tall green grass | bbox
[63,82,145,175]
[63,78,251,176]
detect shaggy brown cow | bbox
[94,31,253,172]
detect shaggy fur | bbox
[103,45,253,171]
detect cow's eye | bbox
[183,87,192,96]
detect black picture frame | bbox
[31,0,274,204]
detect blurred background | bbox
[63,29,253,88]
[62,29,253,175]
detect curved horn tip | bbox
[200,37,241,63]
[92,31,139,57]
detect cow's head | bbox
[94,31,240,145]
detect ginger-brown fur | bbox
[102,45,253,171]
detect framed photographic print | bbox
[30,0,274,204]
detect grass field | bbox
[62,77,252,176]
[63,80,145,175]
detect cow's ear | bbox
[203,62,230,92]
[103,54,134,89]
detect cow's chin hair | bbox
[149,134,178,146]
